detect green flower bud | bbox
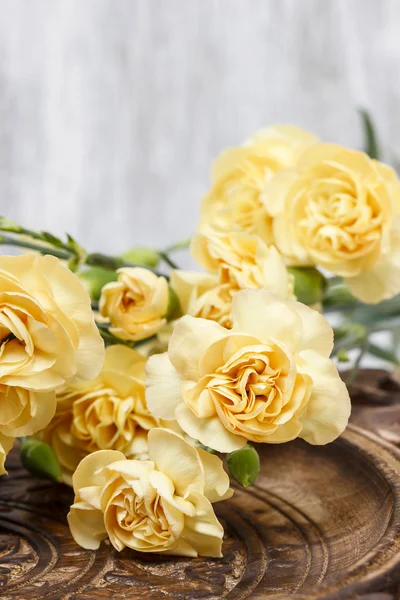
[121,247,160,268]
[227,444,260,488]
[78,267,118,301]
[20,439,62,483]
[288,267,327,306]
[166,285,181,321]
[336,349,350,363]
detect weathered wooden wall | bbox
[0,0,399,254]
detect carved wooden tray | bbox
[0,373,400,599]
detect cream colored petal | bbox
[258,418,303,443]
[149,471,196,517]
[291,301,334,357]
[159,538,198,557]
[262,245,294,300]
[182,491,224,558]
[297,143,373,174]
[299,350,351,445]
[0,433,14,475]
[175,403,246,453]
[1,390,56,437]
[197,447,233,503]
[190,233,219,273]
[272,212,311,265]
[104,344,146,373]
[346,226,400,303]
[170,270,218,314]
[148,428,205,496]
[75,319,105,380]
[72,449,126,493]
[231,289,303,351]
[78,485,103,510]
[145,353,183,419]
[168,315,228,381]
[262,169,298,216]
[67,503,106,550]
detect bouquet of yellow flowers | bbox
[0,116,398,559]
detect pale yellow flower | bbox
[146,290,350,453]
[100,267,169,341]
[266,143,400,303]
[200,125,319,240]
[37,345,162,485]
[191,230,295,293]
[0,254,104,459]
[68,428,232,557]
[171,232,294,328]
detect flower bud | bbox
[288,267,326,306]
[227,444,260,488]
[20,438,62,482]
[78,267,118,301]
[121,247,160,268]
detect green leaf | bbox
[367,343,399,365]
[227,444,260,488]
[40,231,64,247]
[20,439,62,482]
[0,217,23,233]
[359,109,380,160]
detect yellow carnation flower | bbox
[171,231,294,328]
[37,345,165,485]
[146,290,350,453]
[68,428,232,557]
[200,125,318,240]
[0,254,104,473]
[266,143,400,303]
[99,267,169,341]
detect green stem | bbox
[345,339,369,387]
[164,238,192,254]
[86,253,168,278]
[158,252,178,270]
[0,234,71,260]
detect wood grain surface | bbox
[0,371,400,599]
[0,0,399,259]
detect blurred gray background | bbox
[0,0,399,255]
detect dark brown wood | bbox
[348,369,400,447]
[1,419,400,599]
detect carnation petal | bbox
[231,289,303,351]
[168,315,228,381]
[0,390,57,437]
[148,428,205,496]
[0,433,14,475]
[72,450,126,492]
[291,301,334,357]
[299,350,351,445]
[197,447,233,502]
[146,353,183,419]
[67,503,106,550]
[175,403,246,453]
[347,226,400,303]
[75,320,105,380]
[182,491,224,558]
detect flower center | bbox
[297,169,383,259]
